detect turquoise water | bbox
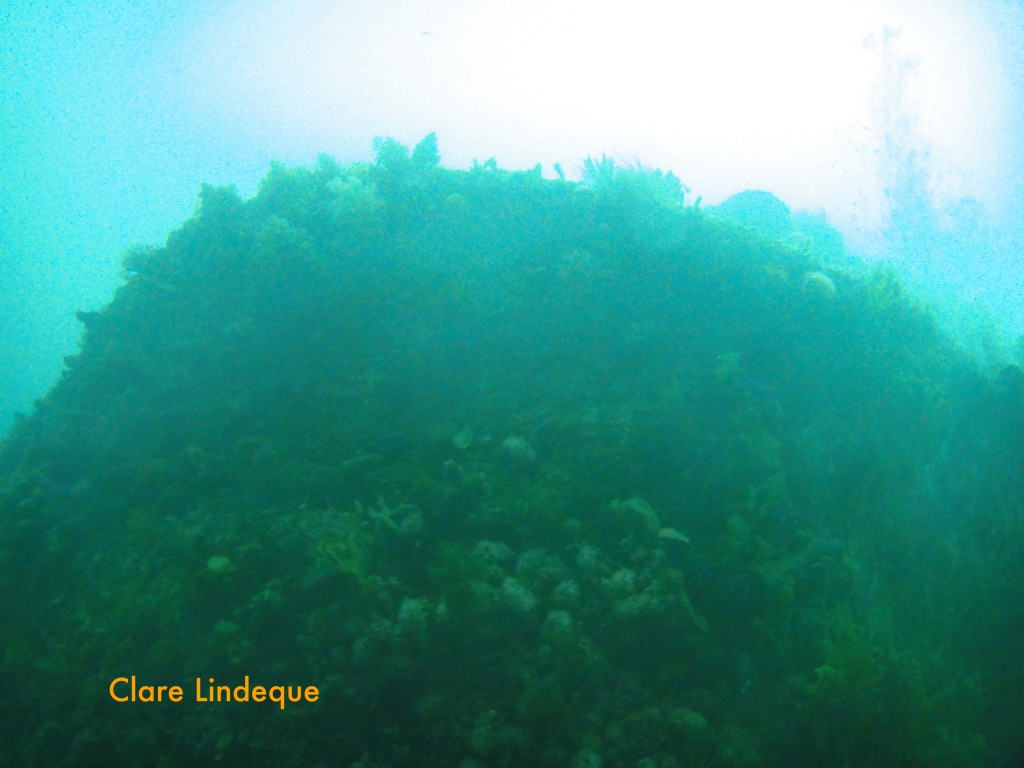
[3,3,1024,765]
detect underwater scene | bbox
[1,134,1023,767]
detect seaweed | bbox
[0,136,1019,767]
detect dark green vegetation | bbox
[1,135,1023,767]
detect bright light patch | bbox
[178,0,1011,224]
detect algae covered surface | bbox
[1,136,1023,767]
